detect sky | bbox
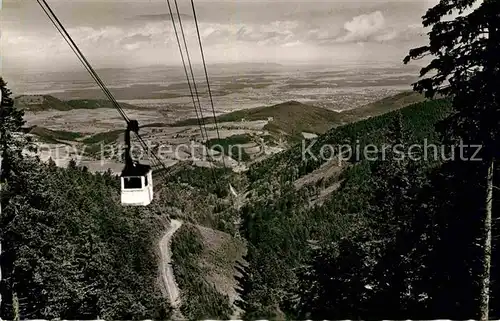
[0,0,471,73]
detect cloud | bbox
[124,43,141,51]
[333,10,426,44]
[396,24,425,42]
[131,13,193,22]
[282,40,302,47]
[337,11,386,42]
[120,33,152,45]
[374,29,398,42]
[2,2,432,72]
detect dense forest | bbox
[235,0,500,319]
[236,98,458,319]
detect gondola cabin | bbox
[120,163,153,206]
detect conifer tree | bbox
[291,113,424,319]
[0,77,25,181]
[405,1,500,318]
[0,78,28,319]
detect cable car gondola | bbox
[36,0,229,207]
[120,120,153,206]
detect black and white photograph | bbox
[0,0,498,319]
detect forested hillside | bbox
[247,98,451,187]
[234,1,500,319]
[2,86,498,320]
[2,1,500,318]
[235,98,458,319]
[233,96,500,319]
[2,161,171,319]
[1,79,171,320]
[4,86,497,320]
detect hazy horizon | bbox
[1,0,446,74]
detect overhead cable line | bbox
[173,0,210,144]
[165,0,218,183]
[190,0,226,170]
[165,0,207,144]
[36,0,130,124]
[173,0,220,181]
[37,0,172,183]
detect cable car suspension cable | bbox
[37,0,172,183]
[165,0,208,144]
[165,0,218,183]
[190,0,226,170]
[37,0,130,124]
[173,0,210,144]
[173,0,221,181]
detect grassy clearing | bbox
[197,225,246,314]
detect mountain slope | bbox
[236,97,453,318]
[339,91,426,123]
[158,96,452,319]
[172,100,342,137]
[14,95,141,111]
[2,158,172,319]
[6,90,454,320]
[171,92,426,139]
[248,97,451,187]
[14,95,73,111]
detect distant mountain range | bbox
[91,62,285,74]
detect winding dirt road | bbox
[159,219,183,309]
